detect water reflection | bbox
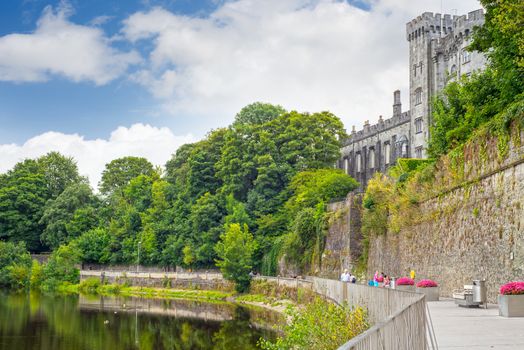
[0,292,282,350]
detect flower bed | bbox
[500,281,524,295]
[499,281,524,317]
[396,277,414,286]
[416,279,438,288]
[415,279,439,301]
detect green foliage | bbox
[0,241,32,290]
[39,183,98,249]
[75,228,111,263]
[99,156,155,195]
[41,244,81,292]
[429,1,524,158]
[233,102,286,126]
[215,223,256,293]
[260,298,369,350]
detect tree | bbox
[41,244,81,291]
[215,223,256,292]
[38,152,83,198]
[75,228,111,263]
[0,159,48,251]
[233,102,286,126]
[99,157,155,195]
[0,241,32,290]
[39,183,98,249]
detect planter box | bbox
[396,285,415,292]
[499,295,524,317]
[416,287,439,301]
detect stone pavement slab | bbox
[428,299,524,349]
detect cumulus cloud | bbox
[0,3,140,84]
[123,0,481,129]
[0,124,195,190]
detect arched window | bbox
[343,158,349,174]
[450,64,457,74]
[402,143,408,158]
[356,153,362,173]
[415,88,422,105]
[384,143,391,165]
[369,149,375,169]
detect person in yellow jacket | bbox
[410,269,416,280]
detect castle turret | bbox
[393,90,402,117]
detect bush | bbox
[416,279,438,288]
[396,277,415,286]
[500,281,524,295]
[78,277,101,294]
[0,241,32,290]
[260,297,369,350]
[41,244,81,292]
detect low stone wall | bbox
[80,270,234,291]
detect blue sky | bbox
[0,0,481,188]
[0,0,224,144]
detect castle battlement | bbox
[343,111,410,146]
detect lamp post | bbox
[137,240,142,273]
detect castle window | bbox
[415,146,423,159]
[356,153,362,173]
[415,88,422,105]
[369,149,375,169]
[384,143,391,165]
[462,49,471,63]
[413,64,417,77]
[343,158,349,174]
[415,118,423,134]
[450,64,457,79]
[402,143,408,158]
[430,25,434,32]
[465,29,470,37]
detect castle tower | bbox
[406,12,454,159]
[406,10,485,159]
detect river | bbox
[0,292,282,350]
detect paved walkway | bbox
[428,299,524,349]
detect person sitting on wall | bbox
[340,269,350,282]
[349,273,357,284]
[383,274,390,288]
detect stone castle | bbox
[338,9,487,189]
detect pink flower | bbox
[499,281,524,295]
[396,277,415,286]
[416,279,438,288]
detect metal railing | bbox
[256,276,438,350]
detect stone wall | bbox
[320,193,363,279]
[367,129,524,303]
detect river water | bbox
[0,292,282,350]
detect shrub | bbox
[396,277,415,286]
[41,244,81,292]
[78,277,101,294]
[416,279,438,288]
[500,281,524,295]
[0,241,32,290]
[259,297,369,350]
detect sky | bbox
[0,0,481,189]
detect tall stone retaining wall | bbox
[367,128,524,303]
[320,193,363,279]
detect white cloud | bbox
[123,0,481,130]
[0,124,195,190]
[0,3,140,84]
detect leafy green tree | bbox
[0,241,32,290]
[38,152,83,198]
[233,102,286,126]
[39,183,98,249]
[99,157,155,195]
[215,223,256,292]
[0,159,48,251]
[75,228,111,263]
[41,244,81,291]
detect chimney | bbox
[393,90,402,116]
[351,125,356,134]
